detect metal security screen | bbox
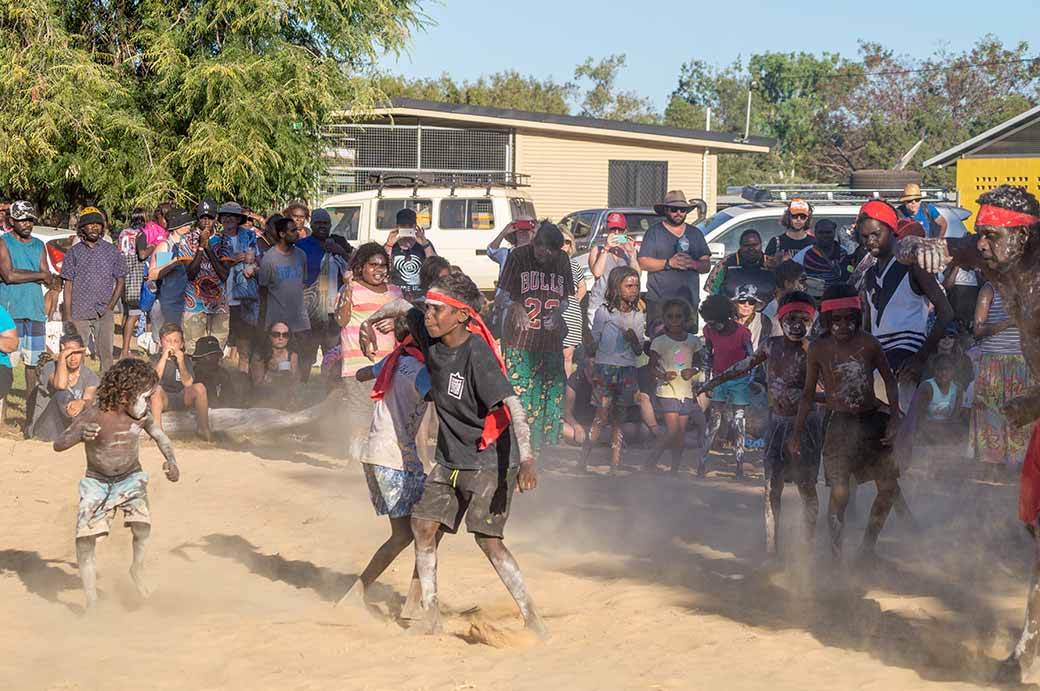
[320,123,514,197]
[608,160,668,207]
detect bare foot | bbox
[406,606,443,635]
[524,612,550,641]
[400,579,423,620]
[197,429,213,443]
[335,580,367,609]
[83,595,98,617]
[130,565,153,599]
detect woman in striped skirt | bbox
[971,283,1031,467]
[560,230,588,375]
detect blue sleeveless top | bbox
[0,234,45,321]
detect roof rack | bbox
[731,184,957,204]
[365,172,531,198]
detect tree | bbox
[0,0,424,217]
[573,55,658,124]
[373,71,576,114]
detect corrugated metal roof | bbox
[923,103,1040,167]
[369,98,775,150]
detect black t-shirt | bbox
[499,244,574,352]
[425,334,517,470]
[151,355,194,395]
[390,243,427,299]
[765,233,814,257]
[567,369,595,426]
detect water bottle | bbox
[677,234,690,255]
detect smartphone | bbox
[397,227,416,239]
[613,234,628,245]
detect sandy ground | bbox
[1,432,1037,690]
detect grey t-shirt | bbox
[637,222,710,306]
[259,246,310,332]
[30,360,100,438]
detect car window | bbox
[595,213,662,245]
[328,206,361,241]
[713,217,789,256]
[440,199,494,230]
[699,210,735,234]
[376,199,432,230]
[510,197,537,221]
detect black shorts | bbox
[822,409,899,485]
[765,411,822,486]
[411,463,518,539]
[0,365,12,398]
[227,306,257,348]
[163,387,189,411]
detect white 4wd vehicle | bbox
[321,178,537,292]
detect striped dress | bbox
[562,257,587,348]
[339,280,403,378]
[971,285,1030,466]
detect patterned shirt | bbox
[183,228,231,314]
[60,240,127,320]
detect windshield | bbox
[698,210,735,234]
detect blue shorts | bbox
[14,319,45,367]
[710,375,752,406]
[363,463,427,518]
[76,471,150,538]
[654,396,699,416]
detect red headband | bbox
[776,301,816,321]
[860,200,898,233]
[423,291,511,449]
[976,204,1040,229]
[820,296,862,313]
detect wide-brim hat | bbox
[898,183,925,202]
[217,201,247,221]
[191,335,222,359]
[653,190,695,216]
[166,207,193,231]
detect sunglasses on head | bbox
[271,330,289,337]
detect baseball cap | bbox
[9,200,36,221]
[192,335,223,359]
[78,207,105,227]
[606,212,627,230]
[788,199,811,214]
[196,199,217,219]
[734,284,761,303]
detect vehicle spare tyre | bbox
[849,169,923,197]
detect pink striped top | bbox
[340,280,403,377]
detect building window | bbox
[608,160,668,207]
[376,199,432,229]
[440,199,495,230]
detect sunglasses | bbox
[270,330,290,338]
[666,206,688,213]
[736,299,757,305]
[790,214,808,220]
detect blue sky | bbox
[381,0,1039,114]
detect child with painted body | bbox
[699,291,821,559]
[648,298,705,472]
[53,358,178,613]
[789,285,902,560]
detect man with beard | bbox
[295,208,351,382]
[903,185,1040,682]
[258,217,310,342]
[60,208,127,374]
[0,201,55,432]
[792,218,850,298]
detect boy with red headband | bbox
[370,270,547,638]
[788,284,902,562]
[899,185,1040,681]
[699,291,821,560]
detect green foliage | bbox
[0,0,423,218]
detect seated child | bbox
[338,311,430,615]
[191,335,249,408]
[53,358,179,612]
[699,294,754,478]
[150,322,211,440]
[910,353,965,450]
[648,298,706,472]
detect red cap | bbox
[860,200,898,233]
[896,218,925,238]
[606,212,627,230]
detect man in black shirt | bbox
[765,198,816,267]
[385,208,435,300]
[499,222,574,456]
[402,271,547,638]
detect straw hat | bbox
[898,183,925,202]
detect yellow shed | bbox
[325,99,773,219]
[924,104,1040,227]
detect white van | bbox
[321,179,537,292]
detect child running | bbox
[404,271,547,638]
[53,358,179,613]
[699,291,821,560]
[337,311,430,616]
[699,294,753,478]
[583,266,646,473]
[648,298,705,472]
[788,284,902,561]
